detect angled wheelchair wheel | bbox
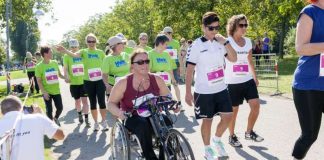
[165,129,195,160]
[110,121,130,160]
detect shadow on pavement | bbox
[234,148,258,160]
[59,109,77,125]
[259,98,267,105]
[53,125,110,160]
[173,112,199,134]
[249,145,279,160]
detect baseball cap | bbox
[127,40,136,48]
[116,33,127,42]
[139,32,148,39]
[69,39,79,47]
[107,36,123,48]
[163,26,173,33]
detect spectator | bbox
[254,38,262,67]
[0,96,64,160]
[262,32,271,64]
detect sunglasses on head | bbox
[87,40,96,43]
[238,23,248,28]
[132,59,150,65]
[207,25,220,31]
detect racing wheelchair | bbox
[110,95,195,160]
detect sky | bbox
[38,0,116,45]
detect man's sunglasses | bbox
[207,25,220,31]
[87,40,96,43]
[239,23,248,28]
[132,59,150,65]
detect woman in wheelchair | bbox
[108,49,180,160]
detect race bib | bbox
[233,61,249,77]
[132,93,155,107]
[26,62,35,69]
[207,66,224,86]
[45,71,59,84]
[155,72,171,85]
[166,49,178,60]
[320,53,324,77]
[71,64,84,76]
[88,68,102,81]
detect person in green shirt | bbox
[63,39,90,126]
[102,36,130,98]
[137,32,153,52]
[24,52,39,94]
[116,33,133,55]
[149,34,183,110]
[35,46,65,126]
[56,33,107,131]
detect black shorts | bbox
[227,79,259,106]
[70,84,87,100]
[194,89,232,119]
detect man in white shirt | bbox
[185,11,237,160]
[0,96,64,160]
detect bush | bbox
[284,27,296,55]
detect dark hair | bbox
[202,12,220,26]
[187,40,193,45]
[226,14,248,36]
[1,95,22,114]
[154,34,169,47]
[130,49,148,63]
[40,46,51,57]
[35,52,41,56]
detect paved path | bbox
[49,80,324,160]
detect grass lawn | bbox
[0,70,27,81]
[257,55,298,97]
[0,84,53,160]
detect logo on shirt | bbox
[73,57,82,63]
[88,54,99,59]
[156,58,167,63]
[115,60,126,67]
[167,46,173,49]
[45,68,55,72]
[237,51,248,54]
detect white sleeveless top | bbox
[224,36,253,84]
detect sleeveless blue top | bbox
[293,4,324,91]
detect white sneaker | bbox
[101,120,109,131]
[94,122,100,131]
[204,146,218,160]
[212,138,229,158]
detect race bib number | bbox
[233,61,249,77]
[166,49,178,60]
[155,72,171,85]
[320,53,324,77]
[88,68,102,81]
[207,66,224,86]
[45,71,59,84]
[132,93,155,107]
[71,64,84,76]
[26,62,35,69]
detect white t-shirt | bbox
[225,37,253,84]
[186,37,228,94]
[0,111,59,160]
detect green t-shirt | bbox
[148,49,173,85]
[80,48,105,81]
[124,46,134,55]
[102,52,130,85]
[63,54,84,85]
[144,46,153,52]
[25,58,36,72]
[165,39,180,69]
[35,60,60,95]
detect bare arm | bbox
[63,65,69,82]
[37,77,46,94]
[185,64,195,106]
[215,34,237,62]
[107,79,127,119]
[155,75,171,96]
[295,14,324,56]
[56,45,81,58]
[52,129,65,140]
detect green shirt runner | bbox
[63,55,84,85]
[148,49,173,85]
[79,48,105,81]
[35,60,60,95]
[25,58,36,72]
[102,52,130,85]
[165,39,180,69]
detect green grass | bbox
[0,70,27,81]
[0,84,53,160]
[257,55,298,96]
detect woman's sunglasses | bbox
[238,23,248,28]
[132,59,150,65]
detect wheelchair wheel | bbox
[164,129,195,160]
[110,121,130,160]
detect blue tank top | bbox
[293,5,324,91]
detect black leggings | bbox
[292,88,324,159]
[44,94,63,120]
[84,80,106,110]
[125,115,172,160]
[27,71,39,92]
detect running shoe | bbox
[204,146,218,160]
[245,130,264,142]
[85,117,91,128]
[94,122,100,131]
[229,134,243,148]
[78,113,84,124]
[212,137,229,158]
[101,120,109,131]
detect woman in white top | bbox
[225,14,264,148]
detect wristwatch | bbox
[223,40,230,46]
